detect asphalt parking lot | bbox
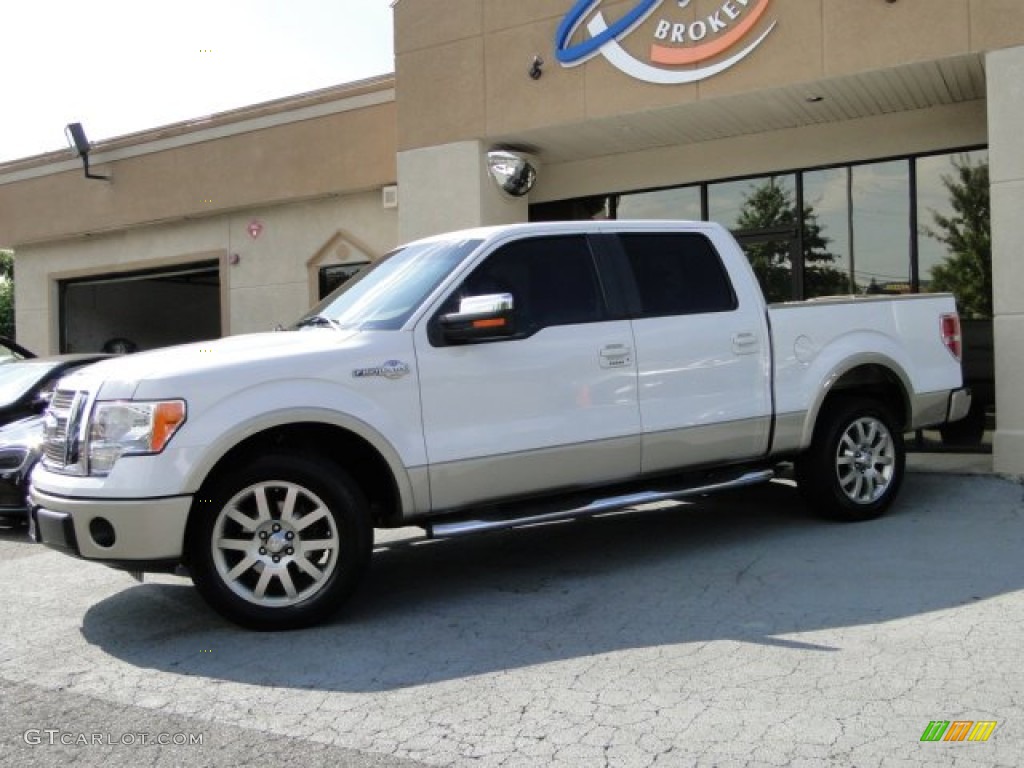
[1,467,1022,767]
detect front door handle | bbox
[732,332,759,355]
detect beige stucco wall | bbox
[988,45,1024,476]
[393,0,1002,243]
[13,191,397,354]
[397,141,530,242]
[0,79,396,247]
[394,0,1024,153]
[1,78,400,354]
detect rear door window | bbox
[617,233,737,317]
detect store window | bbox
[530,195,614,221]
[708,176,796,232]
[802,168,854,297]
[616,186,702,220]
[710,175,797,303]
[532,148,986,309]
[851,160,911,295]
[318,262,368,300]
[916,150,990,315]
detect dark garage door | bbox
[59,261,221,353]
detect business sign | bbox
[555,0,776,84]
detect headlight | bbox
[88,400,187,475]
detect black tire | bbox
[188,453,372,630]
[795,396,905,522]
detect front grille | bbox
[42,389,87,471]
[51,390,77,411]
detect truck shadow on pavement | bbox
[81,473,1024,692]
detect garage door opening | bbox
[59,261,221,353]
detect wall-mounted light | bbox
[529,56,544,80]
[487,149,537,197]
[64,122,110,181]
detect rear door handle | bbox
[599,344,633,368]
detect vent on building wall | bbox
[382,185,398,209]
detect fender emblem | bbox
[352,360,410,380]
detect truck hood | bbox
[59,329,366,399]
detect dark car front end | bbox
[0,417,43,523]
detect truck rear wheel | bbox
[795,396,905,522]
[188,454,372,630]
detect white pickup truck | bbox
[30,221,970,629]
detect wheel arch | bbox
[803,355,912,446]
[183,415,417,564]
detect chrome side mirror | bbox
[458,293,514,316]
[440,293,516,343]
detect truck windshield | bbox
[295,238,482,331]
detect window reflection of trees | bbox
[919,152,990,319]
[850,161,911,295]
[539,148,990,311]
[733,177,850,302]
[616,186,702,221]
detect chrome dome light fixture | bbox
[487,149,537,197]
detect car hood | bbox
[58,329,366,400]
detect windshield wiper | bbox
[294,315,344,332]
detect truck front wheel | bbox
[188,454,372,630]
[795,397,905,522]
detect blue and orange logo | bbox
[555,0,776,84]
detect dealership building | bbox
[1,0,1023,474]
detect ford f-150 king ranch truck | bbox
[30,221,971,630]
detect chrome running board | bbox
[425,468,775,539]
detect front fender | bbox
[176,377,425,510]
[32,375,427,514]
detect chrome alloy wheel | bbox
[211,481,341,607]
[834,416,896,505]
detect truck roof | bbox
[407,219,724,247]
